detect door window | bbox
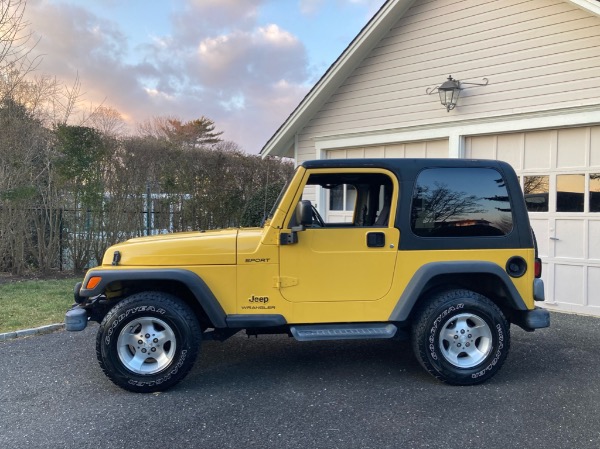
[300,172,395,227]
[329,184,357,211]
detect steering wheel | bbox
[311,205,325,228]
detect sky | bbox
[23,0,386,153]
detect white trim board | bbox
[314,106,600,157]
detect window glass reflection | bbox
[411,168,513,237]
[523,175,549,212]
[556,174,584,212]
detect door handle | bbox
[367,232,385,248]
[550,237,560,241]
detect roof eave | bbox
[567,0,600,15]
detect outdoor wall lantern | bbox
[426,75,489,112]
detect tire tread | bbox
[96,291,201,392]
[411,289,510,385]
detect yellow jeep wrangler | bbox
[66,158,549,392]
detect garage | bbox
[466,127,600,315]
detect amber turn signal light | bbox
[86,276,102,290]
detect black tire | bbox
[411,289,510,385]
[96,291,201,393]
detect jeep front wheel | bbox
[411,289,510,385]
[96,292,201,393]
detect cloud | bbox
[24,1,148,120]
[21,0,312,153]
[171,0,265,43]
[194,24,306,86]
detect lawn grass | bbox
[0,278,80,334]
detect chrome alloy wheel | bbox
[438,313,493,368]
[117,317,177,375]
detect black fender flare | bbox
[79,268,227,328]
[388,261,528,322]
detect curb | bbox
[0,323,65,342]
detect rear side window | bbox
[411,168,513,237]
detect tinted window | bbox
[411,168,513,237]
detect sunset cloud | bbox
[22,0,381,153]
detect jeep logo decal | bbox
[248,295,269,303]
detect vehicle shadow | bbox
[184,334,430,390]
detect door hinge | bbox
[274,276,298,288]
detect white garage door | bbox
[466,126,600,316]
[324,139,449,222]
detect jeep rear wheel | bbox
[96,292,201,393]
[411,289,510,385]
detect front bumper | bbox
[513,307,551,331]
[65,305,89,331]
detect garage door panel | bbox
[404,142,426,158]
[588,267,600,307]
[347,148,365,158]
[328,149,346,159]
[467,135,495,159]
[557,128,587,168]
[497,134,522,169]
[530,218,549,258]
[554,264,584,305]
[589,221,600,260]
[384,147,404,157]
[364,146,385,158]
[425,140,448,158]
[524,131,553,170]
[554,219,585,259]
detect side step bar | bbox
[290,323,397,341]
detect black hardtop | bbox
[301,158,515,174]
[301,158,531,251]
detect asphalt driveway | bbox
[0,311,599,449]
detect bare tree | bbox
[0,0,40,100]
[0,96,59,274]
[414,183,484,225]
[87,105,127,136]
[523,175,549,194]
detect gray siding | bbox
[297,0,600,163]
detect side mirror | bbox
[280,200,313,246]
[296,200,313,227]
